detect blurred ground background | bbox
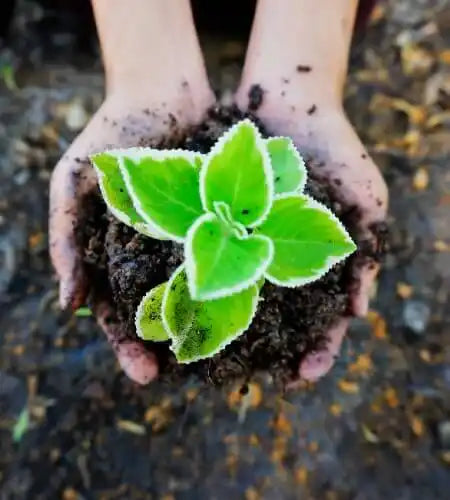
[0,1,449,498]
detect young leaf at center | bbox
[266,137,307,194]
[200,119,273,227]
[255,194,356,286]
[120,150,204,242]
[185,212,273,301]
[162,266,260,363]
[136,282,170,341]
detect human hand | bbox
[50,92,213,383]
[236,94,388,380]
[234,0,388,382]
[50,0,214,384]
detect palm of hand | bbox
[263,108,387,380]
[49,95,211,384]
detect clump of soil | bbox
[79,106,380,386]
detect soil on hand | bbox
[78,106,381,387]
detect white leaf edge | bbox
[135,283,170,342]
[117,148,205,244]
[161,264,260,364]
[199,118,274,228]
[185,212,274,301]
[263,193,357,288]
[266,136,308,194]
[91,153,168,239]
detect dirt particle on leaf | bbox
[307,104,317,115]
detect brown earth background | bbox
[0,1,449,498]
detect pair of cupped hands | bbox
[49,67,387,385]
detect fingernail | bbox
[299,351,334,381]
[118,343,158,385]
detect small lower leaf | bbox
[136,283,170,341]
[256,194,356,286]
[162,266,259,363]
[185,212,273,300]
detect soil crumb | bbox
[247,84,265,112]
[79,106,380,387]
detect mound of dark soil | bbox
[78,106,381,386]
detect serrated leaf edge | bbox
[91,150,198,240]
[118,150,204,243]
[161,264,188,344]
[135,283,170,342]
[199,119,274,228]
[162,265,260,364]
[185,212,274,301]
[91,147,204,166]
[263,193,357,287]
[266,136,308,194]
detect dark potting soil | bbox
[79,105,384,387]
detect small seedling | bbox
[91,119,356,363]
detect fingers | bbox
[298,318,349,381]
[350,260,379,317]
[94,299,158,385]
[49,155,96,309]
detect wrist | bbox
[104,74,215,127]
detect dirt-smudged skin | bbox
[78,106,384,386]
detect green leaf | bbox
[74,306,92,317]
[91,151,167,239]
[213,201,247,239]
[266,137,307,194]
[162,266,259,363]
[200,119,273,227]
[256,194,356,286]
[135,283,170,341]
[120,149,204,242]
[185,212,273,300]
[13,407,29,443]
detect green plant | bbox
[91,119,356,363]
